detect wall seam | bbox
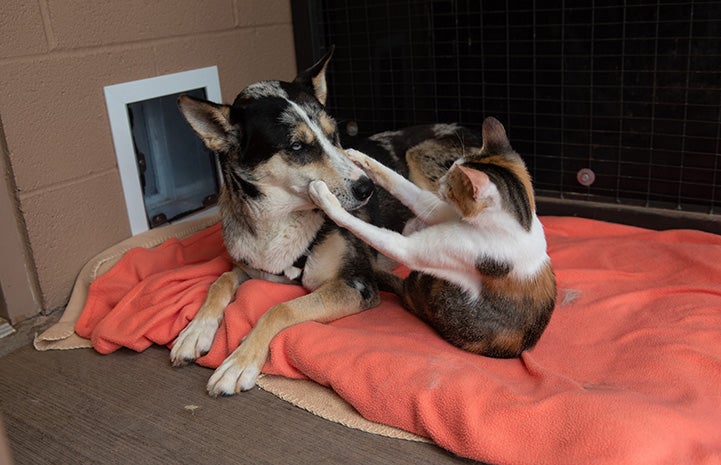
[232,0,241,27]
[36,0,57,50]
[0,22,291,65]
[17,168,122,201]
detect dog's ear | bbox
[293,45,335,106]
[177,95,237,152]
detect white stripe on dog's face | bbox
[283,99,365,182]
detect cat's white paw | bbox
[206,345,265,396]
[345,149,368,163]
[344,148,369,165]
[345,149,390,187]
[170,317,219,366]
[309,180,342,212]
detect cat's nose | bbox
[351,176,374,201]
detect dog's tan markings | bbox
[206,278,371,396]
[310,63,330,105]
[292,123,314,145]
[170,268,246,365]
[319,113,336,137]
[301,230,347,291]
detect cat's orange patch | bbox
[445,167,487,217]
[485,261,556,311]
[460,329,524,356]
[457,165,490,201]
[491,330,526,356]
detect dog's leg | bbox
[206,278,375,396]
[170,267,249,366]
[310,181,440,270]
[345,149,456,225]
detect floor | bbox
[0,341,484,464]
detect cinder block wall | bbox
[0,0,296,320]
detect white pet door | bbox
[104,67,222,235]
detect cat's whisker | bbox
[454,131,467,159]
[415,198,441,220]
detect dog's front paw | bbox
[170,317,219,366]
[206,344,266,396]
[309,180,342,212]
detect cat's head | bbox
[439,117,536,230]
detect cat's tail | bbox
[374,269,404,297]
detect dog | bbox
[170,48,415,396]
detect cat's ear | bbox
[457,165,490,201]
[480,117,512,154]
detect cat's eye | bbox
[289,142,303,152]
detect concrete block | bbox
[236,0,292,27]
[0,48,156,192]
[153,25,297,103]
[20,171,130,310]
[0,0,49,58]
[47,0,235,48]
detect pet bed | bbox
[36,216,721,464]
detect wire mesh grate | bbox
[296,0,721,214]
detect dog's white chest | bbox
[225,212,325,275]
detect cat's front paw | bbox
[309,180,343,213]
[345,149,373,171]
[345,149,392,188]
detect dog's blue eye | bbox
[290,142,303,152]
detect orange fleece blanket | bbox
[75,217,721,465]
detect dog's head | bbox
[178,48,373,215]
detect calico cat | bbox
[309,117,556,357]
